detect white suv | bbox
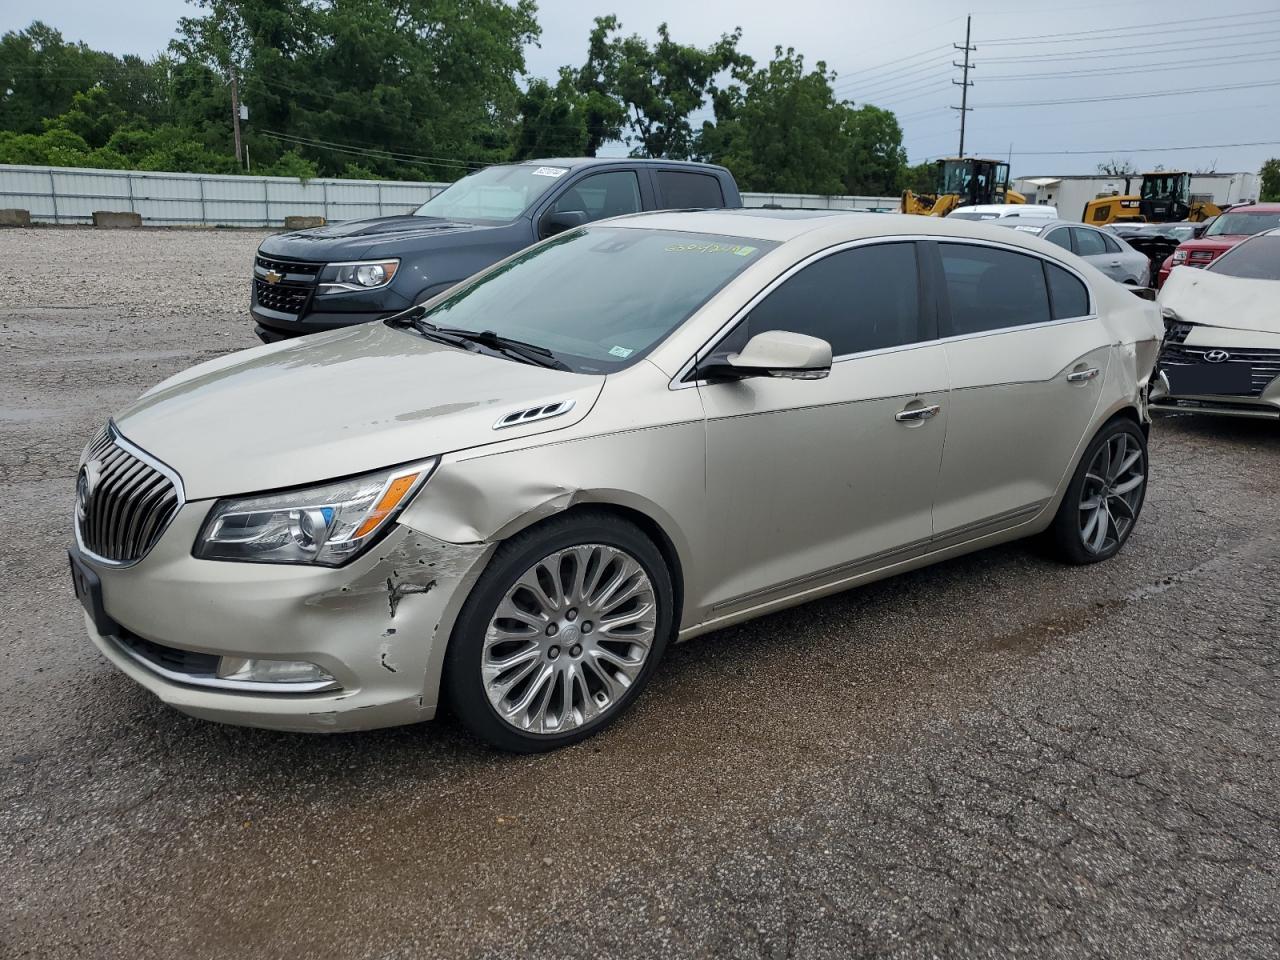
[949,204,1059,221]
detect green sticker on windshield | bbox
[665,242,758,257]
[608,345,634,358]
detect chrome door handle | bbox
[1110,260,1122,266]
[1066,367,1100,382]
[895,404,941,422]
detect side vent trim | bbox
[492,398,577,430]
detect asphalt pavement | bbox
[1,227,1276,959]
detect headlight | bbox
[195,460,436,566]
[1172,250,1187,262]
[318,259,400,294]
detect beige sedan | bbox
[70,210,1162,751]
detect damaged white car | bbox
[70,210,1161,751]
[1153,228,1280,419]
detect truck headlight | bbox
[195,460,436,566]
[318,259,400,294]
[1172,250,1187,262]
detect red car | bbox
[1157,203,1280,286]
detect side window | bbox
[1045,263,1091,319]
[938,243,1051,335]
[1044,228,1073,251]
[1100,232,1123,253]
[657,171,724,209]
[551,171,642,222]
[1071,227,1107,256]
[731,243,922,357]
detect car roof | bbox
[604,208,1098,251]
[512,157,731,173]
[953,203,1058,214]
[1222,203,1280,213]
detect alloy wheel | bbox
[1079,431,1146,555]
[481,544,658,735]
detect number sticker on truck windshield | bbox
[532,167,568,178]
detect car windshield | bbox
[414,164,570,222]
[1204,211,1280,237]
[1208,235,1280,280]
[405,226,774,373]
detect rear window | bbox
[1045,263,1090,319]
[657,171,724,209]
[1208,235,1280,280]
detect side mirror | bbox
[1191,223,1207,238]
[539,209,588,238]
[697,330,832,381]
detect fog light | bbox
[216,657,334,685]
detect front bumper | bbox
[251,304,398,341]
[77,502,492,733]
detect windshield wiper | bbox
[394,312,568,371]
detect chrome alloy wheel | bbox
[1079,430,1146,555]
[481,544,658,735]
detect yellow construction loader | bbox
[1082,171,1221,226]
[901,157,1026,216]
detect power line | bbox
[980,77,1280,108]
[982,8,1280,44]
[981,27,1280,63]
[260,130,482,171]
[981,50,1280,83]
[965,139,1280,156]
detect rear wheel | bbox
[444,512,673,752]
[1048,417,1148,564]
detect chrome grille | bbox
[253,255,320,317]
[1159,343,1280,398]
[76,426,182,565]
[1162,318,1193,344]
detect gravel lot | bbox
[2,227,1277,960]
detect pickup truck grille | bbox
[253,255,320,318]
[76,426,182,565]
[1160,343,1280,397]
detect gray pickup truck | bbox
[250,157,742,341]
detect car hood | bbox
[258,215,501,261]
[1176,236,1246,253]
[1158,267,1280,335]
[113,323,604,500]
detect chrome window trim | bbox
[107,635,341,694]
[670,233,1096,389]
[74,422,187,569]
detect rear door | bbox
[928,241,1108,542]
[696,240,948,613]
[1071,226,1126,282]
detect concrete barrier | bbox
[0,208,32,227]
[92,210,143,228]
[284,215,326,229]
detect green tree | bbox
[568,16,628,155]
[511,75,588,160]
[1260,158,1280,202]
[581,18,746,159]
[902,160,937,195]
[698,47,845,194]
[840,104,907,195]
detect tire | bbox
[1047,416,1149,565]
[443,510,674,753]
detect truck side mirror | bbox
[539,210,588,239]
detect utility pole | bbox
[952,16,975,158]
[229,65,244,168]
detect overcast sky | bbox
[4,0,1278,178]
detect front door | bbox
[696,240,948,616]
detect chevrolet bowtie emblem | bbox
[264,270,282,284]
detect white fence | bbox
[0,163,899,226]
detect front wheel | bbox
[1047,417,1149,564]
[444,512,674,753]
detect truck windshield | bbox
[403,226,775,373]
[414,164,570,222]
[1204,212,1280,237]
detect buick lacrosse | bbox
[70,210,1162,751]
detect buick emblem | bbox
[76,460,101,519]
[1205,350,1230,363]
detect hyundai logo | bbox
[1205,350,1231,363]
